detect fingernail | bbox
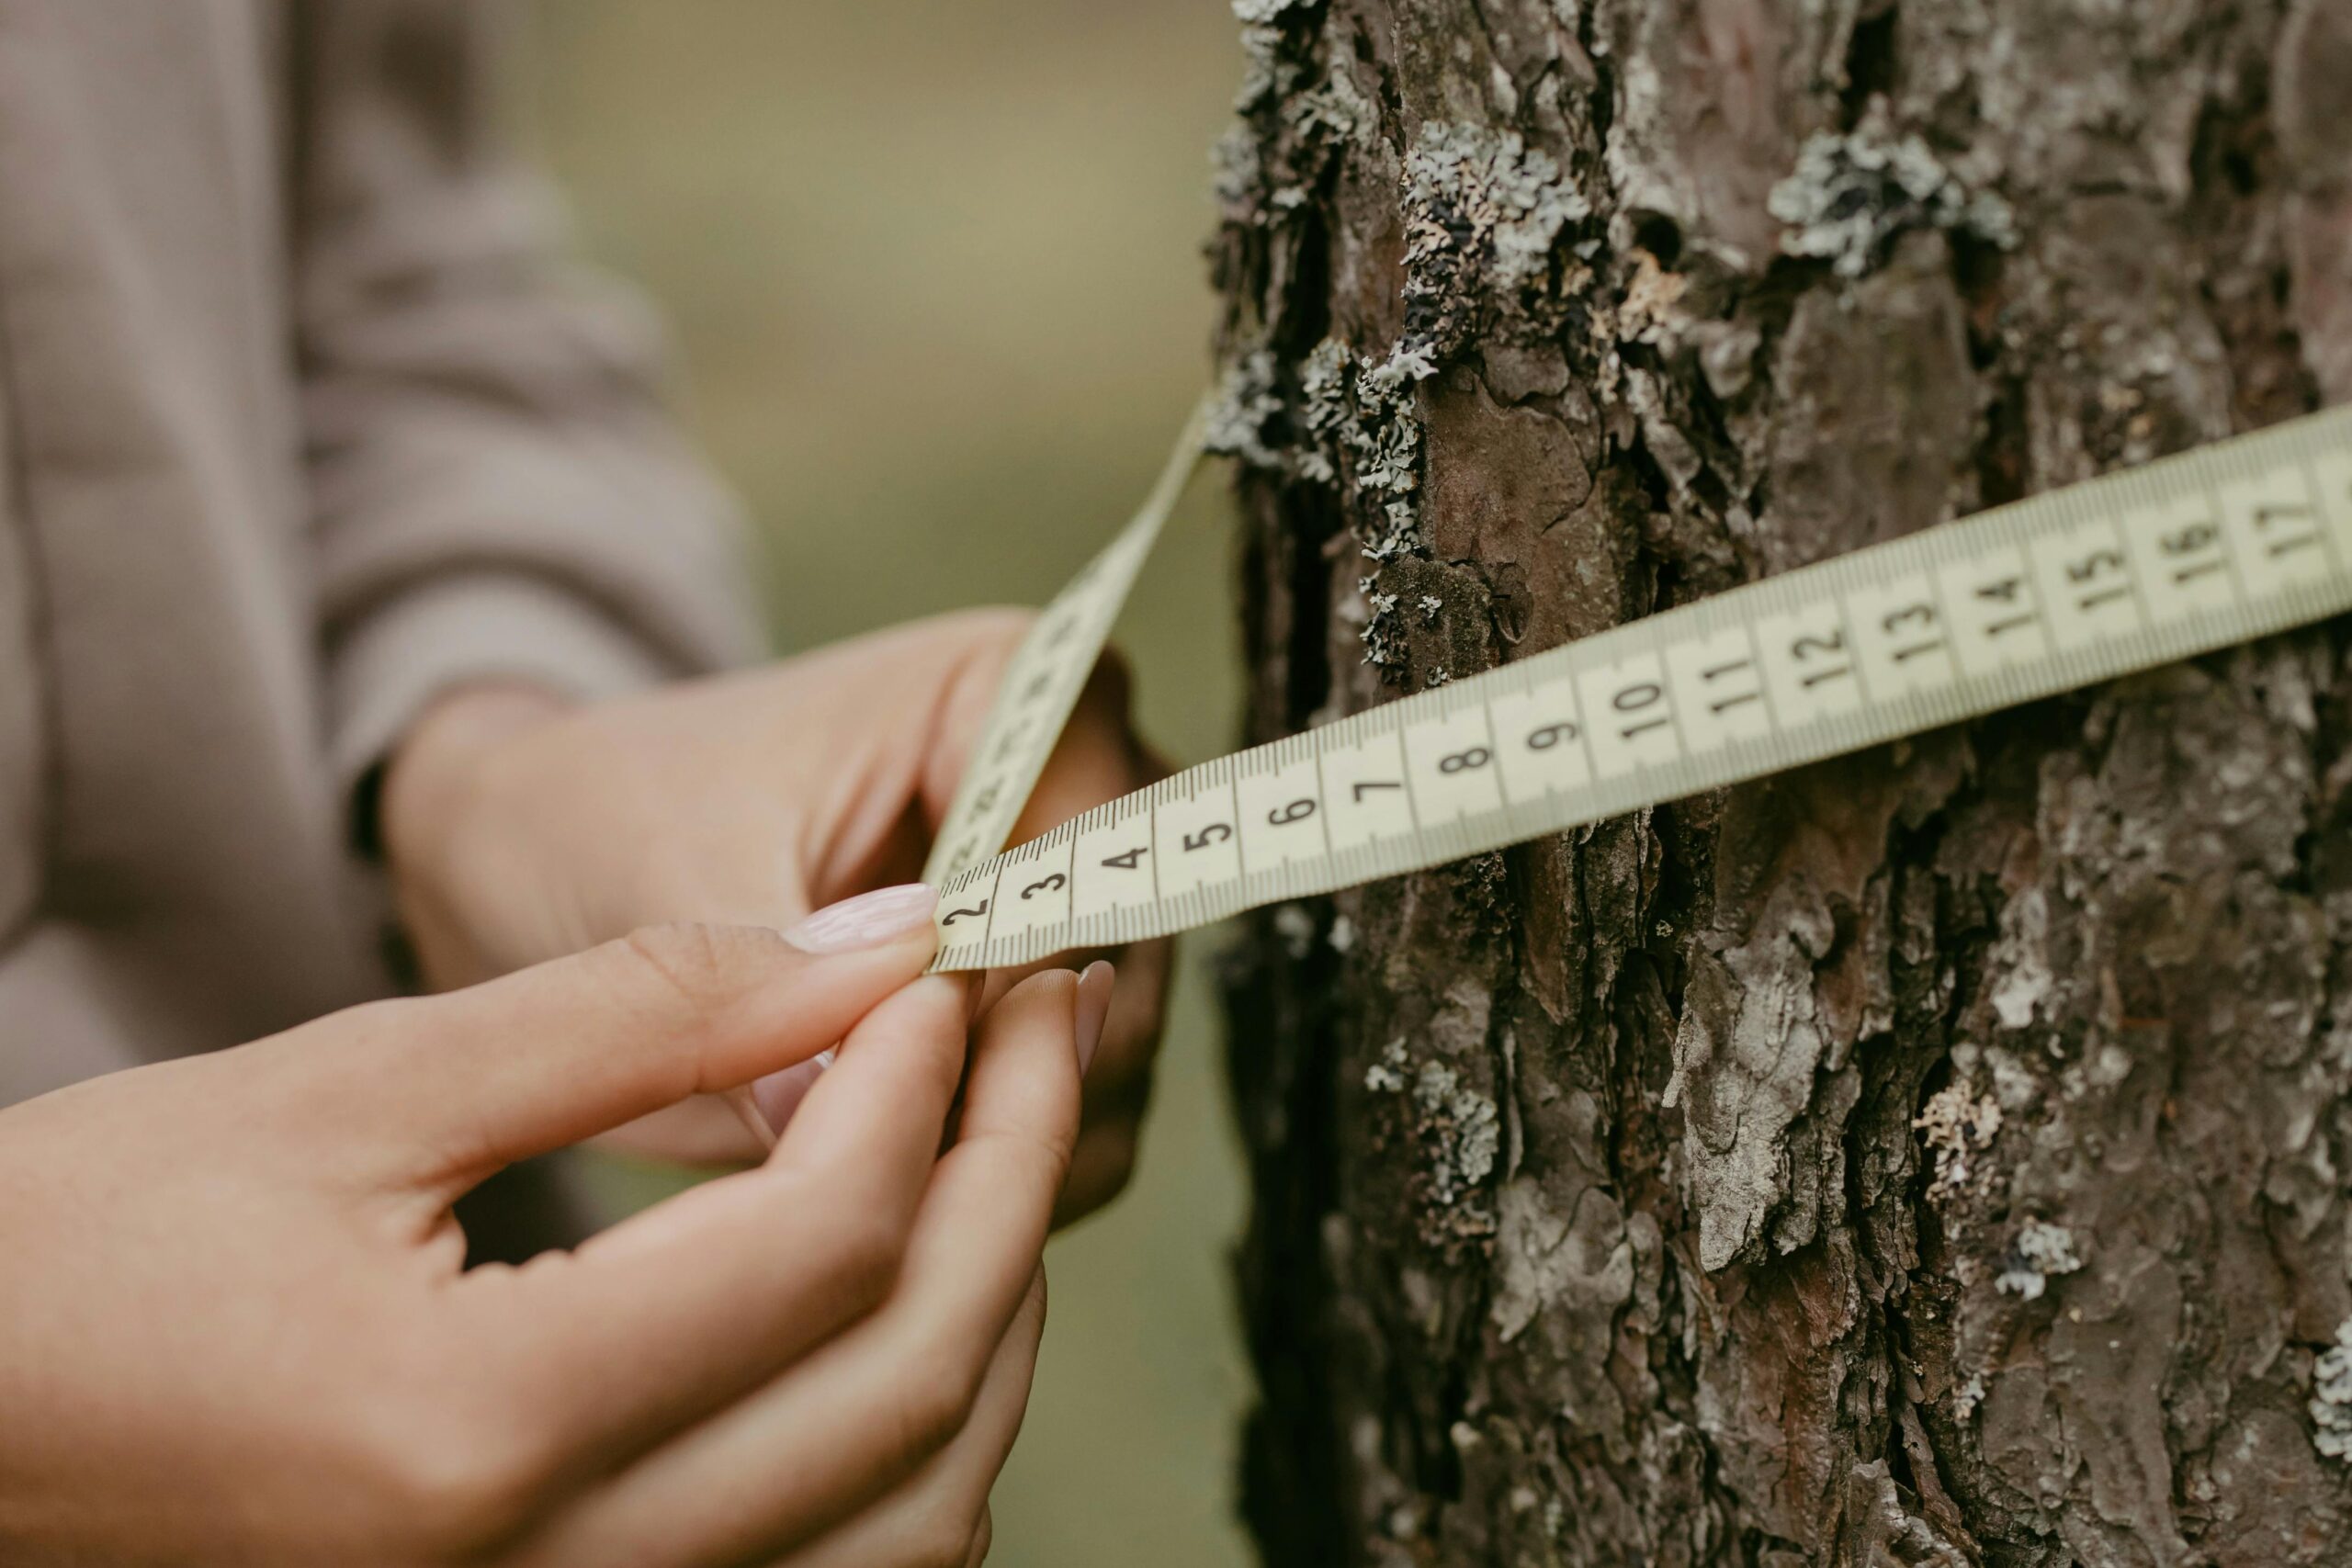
[781,884,938,954]
[1074,961,1116,1077]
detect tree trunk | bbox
[1210,2,2352,1563]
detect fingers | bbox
[767,1270,1046,1568]
[978,933,1162,1228]
[763,955,1114,1153]
[294,895,938,1188]
[1071,960,1115,1077]
[512,970,1085,1568]
[1056,1117,1146,1228]
[1080,936,1168,1107]
[749,1055,829,1137]
[456,976,976,1479]
[591,1094,774,1167]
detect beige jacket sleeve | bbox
[292,0,765,795]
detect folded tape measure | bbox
[920,400,2352,973]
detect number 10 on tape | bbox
[928,405,2352,973]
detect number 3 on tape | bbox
[927,403,2352,973]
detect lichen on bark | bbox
[1214,1,2352,1563]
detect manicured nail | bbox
[782,884,938,954]
[1074,961,1116,1077]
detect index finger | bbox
[269,913,940,1190]
[456,975,978,1477]
[503,970,1084,1568]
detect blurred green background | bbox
[526,4,1253,1563]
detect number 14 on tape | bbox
[929,405,2352,973]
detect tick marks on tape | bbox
[922,403,2352,974]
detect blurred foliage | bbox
[527,4,1252,1563]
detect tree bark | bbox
[1210,2,2352,1563]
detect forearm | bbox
[298,0,761,821]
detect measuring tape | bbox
[921,402,2352,974]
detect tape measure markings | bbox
[926,404,2352,973]
[920,400,1212,889]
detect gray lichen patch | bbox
[1400,124,1589,364]
[1207,347,1289,471]
[1364,1036,1409,1094]
[1363,1032,1501,1244]
[1984,885,2054,1032]
[1206,335,1430,571]
[1360,579,1405,670]
[1412,1056,1501,1205]
[2314,1321,2352,1461]
[1285,66,1374,166]
[1272,901,1320,959]
[1230,0,1320,112]
[1328,913,1356,953]
[1211,122,1264,217]
[1768,124,2016,279]
[1218,0,1366,232]
[1294,335,1351,484]
[1916,1069,2004,1193]
[1349,351,1431,534]
[1233,28,1285,118]
[1288,336,1431,568]
[1218,119,1592,592]
[1993,1219,2084,1301]
[1231,60,1372,214]
[1219,0,1346,230]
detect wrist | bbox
[381,683,571,985]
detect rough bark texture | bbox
[1211,2,2352,1563]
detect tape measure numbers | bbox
[919,400,1211,890]
[924,402,2352,974]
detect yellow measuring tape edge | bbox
[923,401,2352,974]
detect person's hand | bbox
[380,610,1169,1221]
[0,908,1106,1567]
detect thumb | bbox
[318,885,940,1189]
